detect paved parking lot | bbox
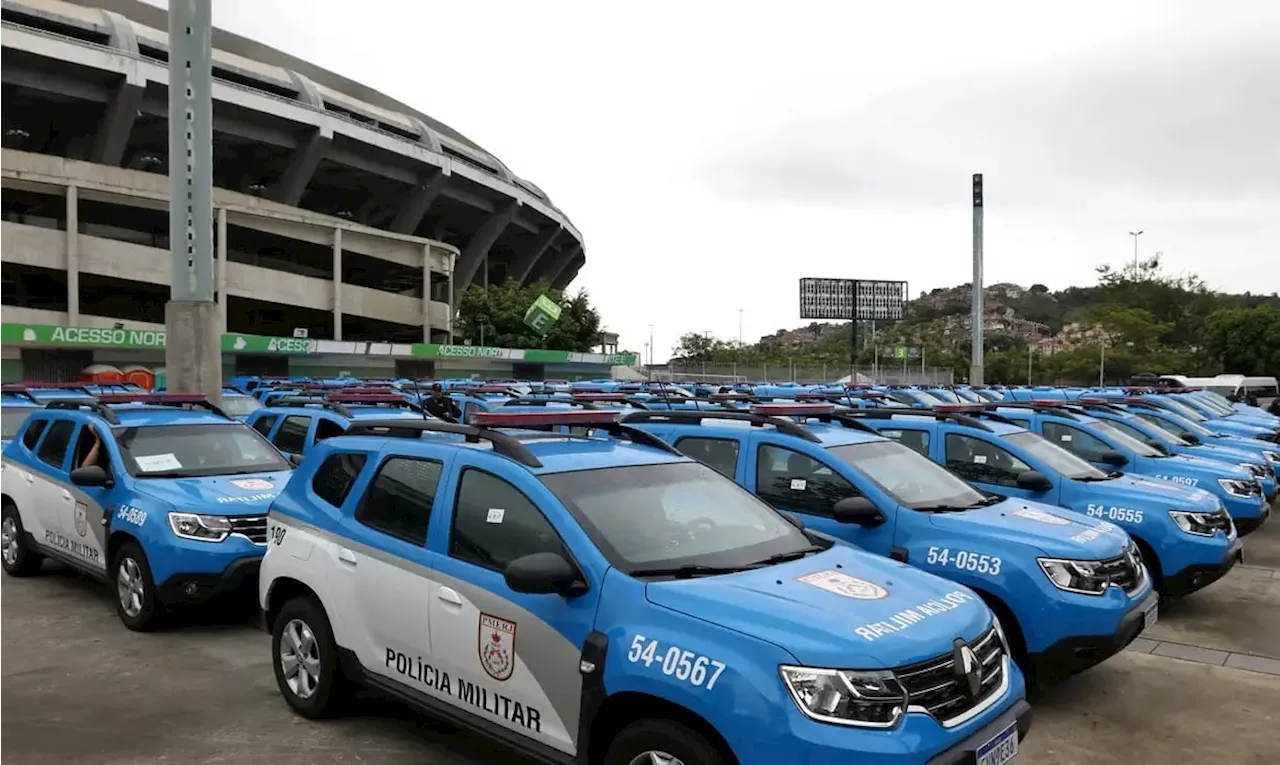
[3,518,1278,765]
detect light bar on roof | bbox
[571,393,628,401]
[467,385,515,393]
[21,381,90,389]
[469,410,622,427]
[750,403,834,417]
[934,403,986,412]
[97,393,207,404]
[1028,399,1067,406]
[709,392,752,400]
[328,394,409,404]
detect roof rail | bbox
[986,401,1080,419]
[836,407,1009,432]
[43,398,121,425]
[1067,399,1128,414]
[501,398,600,410]
[620,410,823,443]
[272,397,354,418]
[94,393,230,420]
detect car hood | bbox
[1187,444,1267,470]
[1106,474,1222,510]
[646,545,991,669]
[927,499,1129,559]
[133,470,292,515]
[1145,454,1251,481]
[1207,418,1275,438]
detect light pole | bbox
[648,324,654,366]
[738,309,743,347]
[1128,230,1143,272]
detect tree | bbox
[670,332,731,361]
[455,279,602,351]
[1204,306,1280,375]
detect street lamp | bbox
[1128,230,1143,271]
[738,309,743,347]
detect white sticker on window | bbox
[486,508,505,524]
[973,455,988,464]
[883,430,902,438]
[134,453,182,472]
[1061,434,1073,442]
[790,478,807,491]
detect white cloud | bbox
[208,0,1280,361]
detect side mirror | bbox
[70,465,111,487]
[505,552,586,597]
[1015,470,1053,493]
[781,512,806,531]
[1145,439,1171,455]
[831,496,886,526]
[288,453,305,467]
[1100,450,1129,467]
[1182,433,1202,445]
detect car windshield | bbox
[541,461,812,573]
[1111,416,1187,446]
[1,408,35,438]
[826,441,990,510]
[912,390,947,405]
[1157,398,1208,422]
[1003,431,1110,480]
[1186,395,1232,416]
[113,423,290,477]
[220,396,263,418]
[1205,388,1237,402]
[1089,420,1164,457]
[1137,411,1214,439]
[954,390,985,403]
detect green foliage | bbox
[455,279,602,352]
[1203,306,1280,376]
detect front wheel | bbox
[603,719,729,765]
[271,596,351,718]
[112,541,164,631]
[1,503,43,577]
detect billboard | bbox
[798,278,908,321]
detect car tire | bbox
[271,596,351,719]
[1,501,44,577]
[111,541,164,632]
[603,718,729,765]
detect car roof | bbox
[858,411,1030,437]
[333,430,690,474]
[660,415,888,448]
[108,406,237,428]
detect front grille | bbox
[1097,547,1144,594]
[228,516,268,544]
[893,626,1005,725]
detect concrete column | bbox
[66,185,80,322]
[333,227,343,341]
[448,251,456,340]
[422,243,432,343]
[216,207,227,332]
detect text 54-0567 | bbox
[627,635,726,690]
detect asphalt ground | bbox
[3,513,1278,764]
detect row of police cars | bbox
[2,374,1277,765]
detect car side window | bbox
[251,414,277,437]
[673,436,740,478]
[70,424,111,473]
[313,418,346,442]
[878,428,930,457]
[944,433,1031,487]
[36,420,75,470]
[354,457,442,545]
[272,415,311,454]
[887,392,916,406]
[21,418,48,450]
[755,443,857,517]
[1004,417,1031,428]
[312,452,368,508]
[450,468,566,572]
[1042,422,1110,462]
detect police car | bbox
[1,386,43,450]
[1,393,293,630]
[261,408,1030,765]
[1115,398,1280,481]
[622,403,1155,686]
[852,405,1241,598]
[246,392,432,459]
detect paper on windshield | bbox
[135,453,182,472]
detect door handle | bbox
[23,473,34,484]
[437,586,463,607]
[61,490,72,500]
[337,548,357,566]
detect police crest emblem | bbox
[74,502,89,537]
[478,613,516,681]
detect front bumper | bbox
[156,556,261,605]
[1164,537,1244,596]
[927,700,1033,765]
[1234,502,1270,536]
[1027,589,1158,683]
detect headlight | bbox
[1037,558,1110,595]
[1239,463,1268,479]
[779,666,906,727]
[1217,478,1260,498]
[168,512,232,542]
[1169,510,1221,537]
[1262,450,1280,464]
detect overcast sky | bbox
[206,0,1280,361]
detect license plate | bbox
[976,722,1019,765]
[1143,603,1158,631]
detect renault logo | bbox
[953,639,983,699]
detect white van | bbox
[1168,375,1278,407]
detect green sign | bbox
[0,323,166,349]
[222,333,317,355]
[523,294,563,336]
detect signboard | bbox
[523,294,563,336]
[1,323,166,349]
[885,346,922,360]
[799,278,908,321]
[292,327,309,338]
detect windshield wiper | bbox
[748,545,826,567]
[913,503,976,512]
[1075,473,1117,482]
[628,564,756,580]
[136,470,202,479]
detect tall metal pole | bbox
[649,324,654,367]
[1099,345,1106,387]
[849,279,860,384]
[738,309,743,347]
[970,174,984,385]
[1128,230,1143,273]
[165,0,221,401]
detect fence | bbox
[657,362,954,386]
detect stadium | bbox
[2,0,605,381]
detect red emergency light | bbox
[571,393,628,401]
[97,393,207,404]
[934,403,986,412]
[18,381,90,389]
[1124,386,1155,393]
[1028,399,1068,406]
[708,392,753,400]
[466,385,516,393]
[750,403,834,417]
[330,387,397,395]
[328,394,410,404]
[469,409,623,428]
[1124,397,1152,405]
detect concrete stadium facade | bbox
[1,0,586,347]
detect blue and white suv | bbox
[261,408,1030,765]
[1,393,293,630]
